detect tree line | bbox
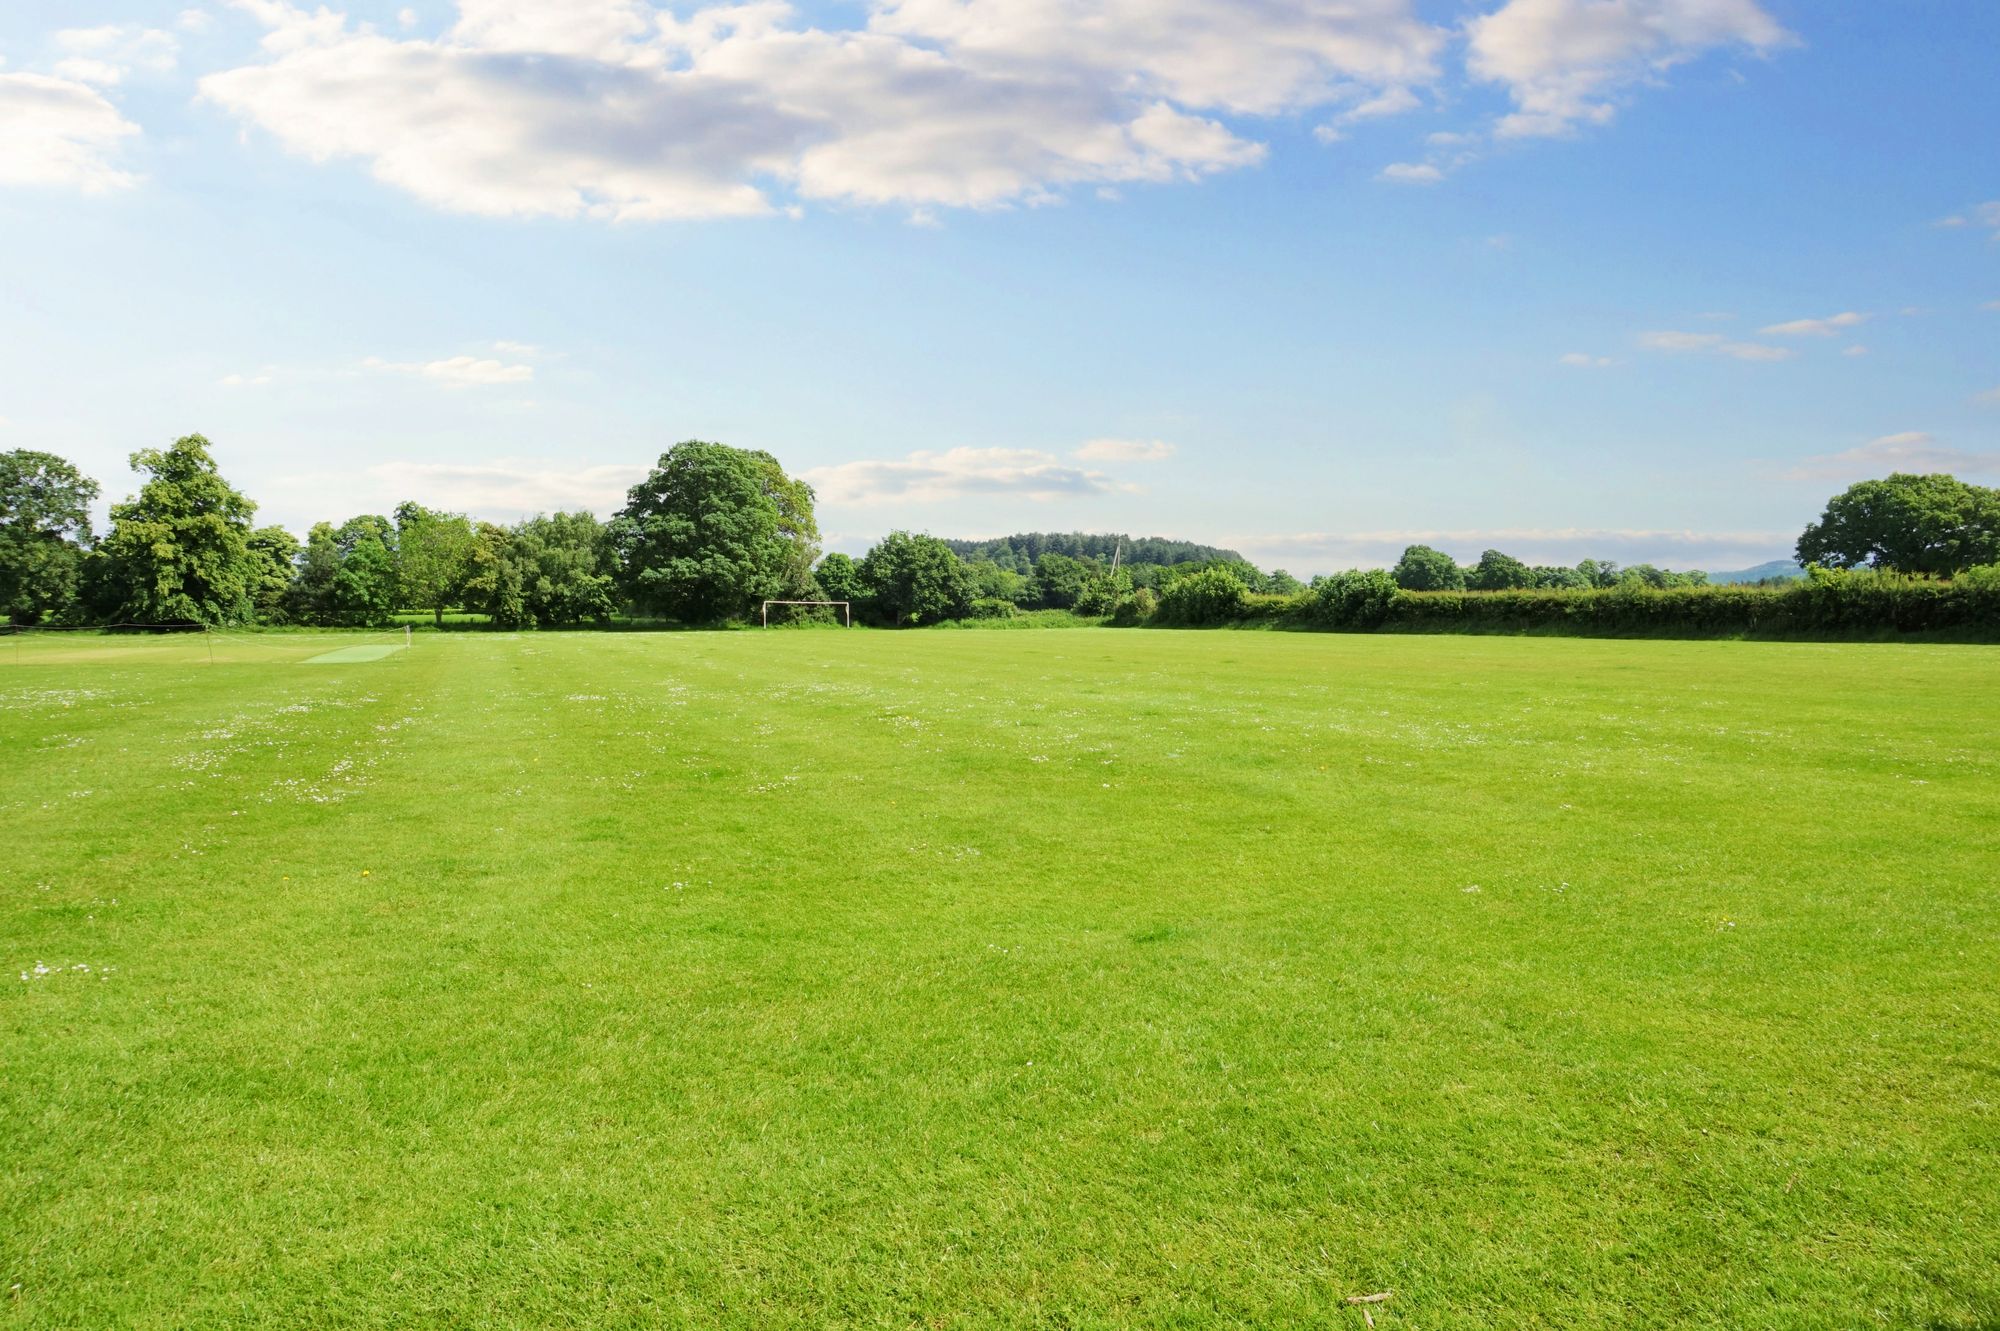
[3,435,1996,632]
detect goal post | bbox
[761,600,851,627]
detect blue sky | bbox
[1,0,1994,573]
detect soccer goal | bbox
[760,600,851,627]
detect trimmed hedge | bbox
[1110,567,2000,639]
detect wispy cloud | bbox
[1639,330,1792,362]
[362,355,533,386]
[1760,311,1868,337]
[51,25,179,86]
[1557,353,1614,368]
[1073,437,1175,462]
[363,460,645,516]
[1231,526,1792,573]
[1936,201,2000,234]
[804,447,1121,506]
[1779,431,2000,482]
[1378,161,1443,185]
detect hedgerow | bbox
[1112,565,2000,639]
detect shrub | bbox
[1308,569,1399,629]
[966,597,1017,620]
[1109,587,1158,626]
[1155,567,1247,626]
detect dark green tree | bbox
[1392,544,1465,592]
[331,516,399,627]
[966,558,1030,604]
[0,449,99,624]
[462,522,529,629]
[1796,472,2000,575]
[1033,552,1097,609]
[1530,565,1590,590]
[1466,548,1533,591]
[96,434,261,624]
[812,551,866,606]
[859,531,974,625]
[614,441,817,622]
[246,526,301,623]
[518,511,617,627]
[285,522,341,624]
[1576,559,1620,588]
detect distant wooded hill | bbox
[1708,560,1804,585]
[941,533,1243,571]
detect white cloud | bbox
[1977,387,2000,406]
[52,60,129,87]
[1982,300,2000,313]
[1466,0,1789,139]
[197,0,1456,219]
[1759,311,1868,337]
[803,446,1120,505]
[0,73,141,191]
[1232,526,1790,573]
[362,354,534,385]
[1378,161,1442,184]
[1781,432,2000,482]
[219,370,276,385]
[178,9,216,32]
[1842,345,1868,358]
[1557,352,1614,367]
[1314,84,1423,140]
[1638,329,1792,362]
[872,0,1445,116]
[362,459,645,514]
[1073,437,1174,462]
[52,25,180,84]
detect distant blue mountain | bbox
[1708,559,1804,585]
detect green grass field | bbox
[5,630,1997,1329]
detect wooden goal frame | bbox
[761,600,851,627]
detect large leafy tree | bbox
[812,551,866,607]
[859,531,974,625]
[1797,472,2000,576]
[331,516,399,627]
[614,441,818,622]
[246,526,302,623]
[1466,548,1533,591]
[0,449,99,624]
[461,521,529,629]
[517,511,618,627]
[1032,552,1097,609]
[96,434,261,624]
[1392,544,1466,591]
[285,522,341,624]
[395,501,477,628]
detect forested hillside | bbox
[941,533,1241,571]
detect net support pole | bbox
[406,625,413,649]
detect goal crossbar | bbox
[761,600,851,627]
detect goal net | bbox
[760,600,851,627]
